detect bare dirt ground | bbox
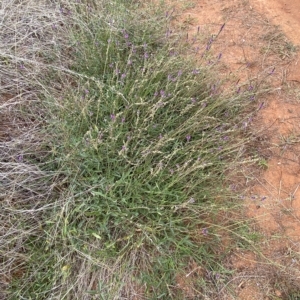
[173,0,300,298]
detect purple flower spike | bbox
[269,67,275,75]
[17,154,23,162]
[202,228,208,236]
[160,90,165,98]
[258,102,264,111]
[186,135,191,142]
[218,23,225,35]
[110,114,116,121]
